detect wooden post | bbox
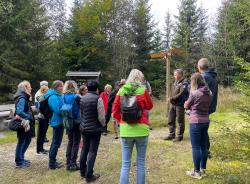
[166,56,171,115]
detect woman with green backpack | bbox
[112,69,153,184]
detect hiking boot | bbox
[163,135,175,141]
[70,164,80,171]
[36,150,48,156]
[86,173,100,183]
[173,136,183,142]
[24,160,31,165]
[200,169,207,177]
[49,162,63,170]
[16,162,30,169]
[186,169,202,180]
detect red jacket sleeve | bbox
[112,95,121,121]
[144,90,153,110]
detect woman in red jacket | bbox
[100,84,112,134]
[112,69,153,184]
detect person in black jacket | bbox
[14,81,35,168]
[79,81,105,183]
[197,58,218,157]
[105,80,125,139]
[164,69,189,142]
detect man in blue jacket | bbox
[198,58,218,158]
[45,80,64,169]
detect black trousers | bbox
[66,123,81,167]
[36,118,49,153]
[80,133,101,178]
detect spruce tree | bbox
[172,0,208,73]
[0,0,51,102]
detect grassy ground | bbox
[0,87,249,184]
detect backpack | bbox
[60,94,77,130]
[37,94,54,119]
[120,86,142,123]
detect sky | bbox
[149,0,222,29]
[66,0,222,29]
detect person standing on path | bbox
[197,58,218,158]
[112,69,153,184]
[164,69,189,142]
[35,81,49,155]
[45,80,64,170]
[63,80,81,171]
[184,73,212,179]
[100,84,112,135]
[79,81,106,183]
[106,80,125,139]
[14,81,35,168]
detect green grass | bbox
[0,130,17,145]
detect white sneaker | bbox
[186,169,202,179]
[200,169,207,177]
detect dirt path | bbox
[0,128,194,184]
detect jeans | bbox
[189,123,209,171]
[80,134,101,178]
[36,118,49,153]
[49,124,64,167]
[120,136,148,184]
[15,134,32,166]
[66,123,81,167]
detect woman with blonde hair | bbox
[63,80,81,171]
[113,69,153,184]
[14,81,35,168]
[184,73,212,179]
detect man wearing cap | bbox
[79,80,106,182]
[35,81,49,155]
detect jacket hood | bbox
[44,89,61,98]
[198,86,211,95]
[14,90,30,100]
[122,82,141,95]
[204,68,217,79]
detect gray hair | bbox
[104,84,112,90]
[40,81,48,87]
[174,69,184,76]
[126,69,144,85]
[198,58,209,70]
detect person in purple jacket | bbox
[184,73,212,179]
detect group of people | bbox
[164,58,218,179]
[12,57,217,183]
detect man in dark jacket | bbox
[198,58,218,157]
[79,81,105,183]
[164,69,189,142]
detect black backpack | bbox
[120,88,142,123]
[38,94,54,119]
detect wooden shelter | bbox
[66,71,101,86]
